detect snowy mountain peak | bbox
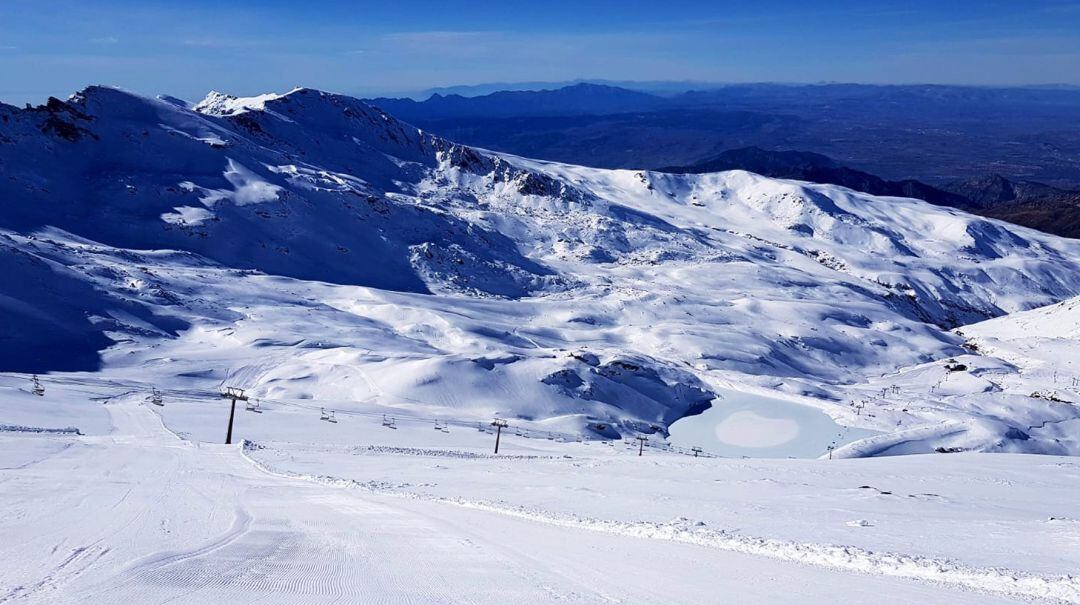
[66,84,163,113]
[187,86,438,166]
[193,87,381,120]
[67,83,132,103]
[193,88,302,116]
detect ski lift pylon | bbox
[31,375,45,397]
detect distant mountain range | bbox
[663,148,1080,238]
[371,83,664,120]
[368,82,1080,238]
[395,79,720,99]
[368,83,1080,188]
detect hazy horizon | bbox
[7,78,1080,107]
[3,0,1079,105]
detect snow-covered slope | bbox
[821,296,1080,457]
[2,86,1080,455]
[965,295,1080,343]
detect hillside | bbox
[768,294,1077,459]
[945,175,1080,238]
[661,147,969,208]
[665,148,1080,238]
[963,295,1080,369]
[2,86,1080,455]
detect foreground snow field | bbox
[2,377,1078,604]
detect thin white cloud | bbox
[380,31,494,45]
[181,38,264,48]
[374,31,518,60]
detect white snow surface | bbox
[3,85,1080,603]
[1,378,1079,604]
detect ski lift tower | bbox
[636,435,648,456]
[31,375,45,397]
[220,387,248,445]
[691,446,703,458]
[491,418,509,454]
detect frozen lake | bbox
[669,389,878,458]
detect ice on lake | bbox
[668,389,878,458]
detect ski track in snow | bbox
[0,425,81,435]
[1,392,1062,604]
[241,448,1080,605]
[17,400,651,604]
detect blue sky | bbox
[2,0,1079,104]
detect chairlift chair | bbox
[150,388,164,406]
[223,386,247,401]
[327,410,337,423]
[320,407,329,421]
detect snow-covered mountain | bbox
[819,296,1080,458]
[2,86,1079,454]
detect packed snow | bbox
[2,86,1080,602]
[2,377,1079,603]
